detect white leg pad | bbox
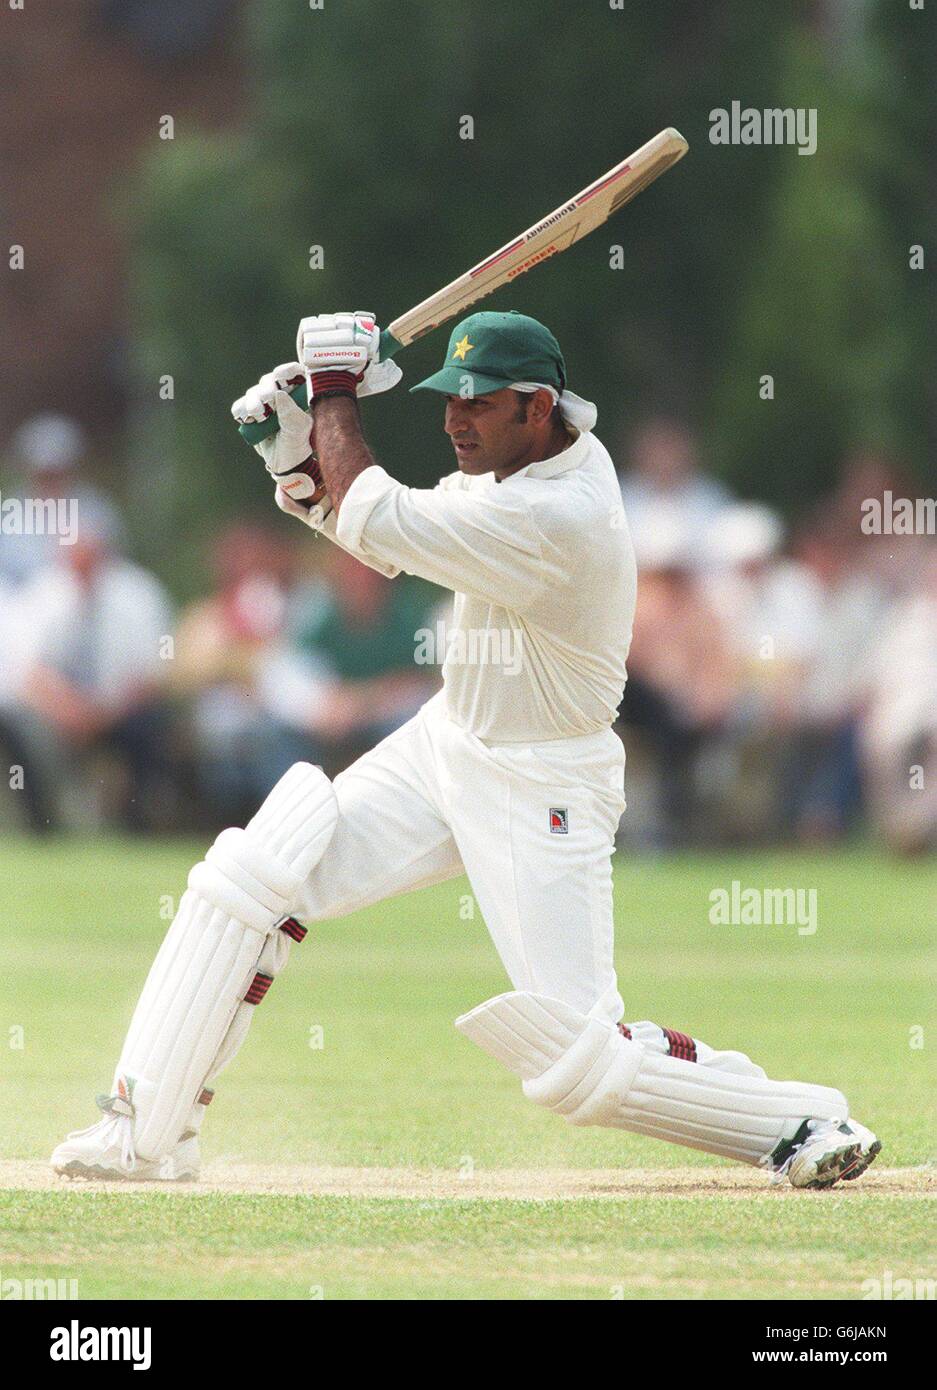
[625,1020,767,1078]
[456,991,847,1165]
[114,763,338,1160]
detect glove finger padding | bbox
[297,311,380,375]
[232,362,306,426]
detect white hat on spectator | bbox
[631,503,696,571]
[12,413,87,472]
[707,503,782,568]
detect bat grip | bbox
[238,328,403,445]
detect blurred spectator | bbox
[820,448,911,541]
[701,504,825,840]
[0,413,124,588]
[776,521,889,842]
[860,546,937,854]
[171,521,304,824]
[618,511,736,847]
[0,572,55,830]
[619,417,733,560]
[262,547,439,776]
[704,504,822,724]
[1,498,173,830]
[806,447,927,599]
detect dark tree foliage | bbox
[126,0,930,583]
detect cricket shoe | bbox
[765,1117,881,1189]
[51,1086,200,1182]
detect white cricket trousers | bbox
[295,692,627,1020]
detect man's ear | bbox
[531,388,556,423]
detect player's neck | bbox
[495,421,573,482]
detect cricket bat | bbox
[239,127,688,443]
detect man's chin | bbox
[454,450,492,475]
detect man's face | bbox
[444,387,540,476]
[632,421,697,490]
[67,538,106,586]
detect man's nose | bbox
[445,403,468,436]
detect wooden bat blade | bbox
[386,128,688,348]
[238,129,687,442]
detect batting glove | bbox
[232,363,327,509]
[297,310,384,401]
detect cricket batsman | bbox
[52,310,880,1188]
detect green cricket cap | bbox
[410,311,566,398]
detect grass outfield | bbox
[0,837,934,1300]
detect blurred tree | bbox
[710,10,933,504]
[126,0,930,587]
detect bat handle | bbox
[238,328,404,445]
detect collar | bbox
[503,428,590,482]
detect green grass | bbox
[1,1191,930,1301]
[1,837,934,1299]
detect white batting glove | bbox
[232,363,328,510]
[297,310,379,374]
[232,361,307,451]
[295,311,402,402]
[274,481,331,530]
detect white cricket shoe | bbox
[51,1116,199,1182]
[765,1116,881,1189]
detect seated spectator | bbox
[619,417,733,559]
[0,413,123,589]
[0,572,54,830]
[618,511,736,847]
[821,448,912,540]
[171,522,303,825]
[777,521,889,842]
[701,504,826,841]
[4,499,173,830]
[703,504,823,729]
[261,546,439,775]
[860,546,937,854]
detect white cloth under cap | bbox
[511,382,598,434]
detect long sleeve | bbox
[335,465,547,610]
[312,504,401,579]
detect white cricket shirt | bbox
[334,429,636,742]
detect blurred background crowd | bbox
[0,0,933,852]
[1,409,933,853]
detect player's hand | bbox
[274,478,332,528]
[232,363,328,509]
[296,312,402,400]
[297,311,378,375]
[232,361,308,457]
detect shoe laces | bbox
[761,1117,831,1185]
